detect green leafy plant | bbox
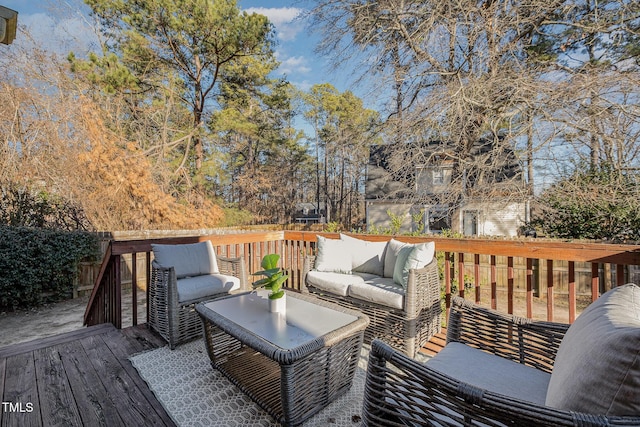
[252,254,289,299]
[324,221,342,232]
[387,210,403,235]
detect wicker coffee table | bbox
[195,291,369,426]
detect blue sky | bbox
[1,0,357,96]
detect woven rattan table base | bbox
[198,292,369,426]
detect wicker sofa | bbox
[302,234,441,358]
[362,286,640,426]
[149,241,248,349]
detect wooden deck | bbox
[421,327,447,357]
[0,321,446,427]
[0,323,175,427]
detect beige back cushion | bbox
[340,233,386,276]
[152,241,219,278]
[545,283,640,416]
[392,242,435,288]
[314,236,352,274]
[383,239,408,278]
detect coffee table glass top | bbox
[201,291,358,350]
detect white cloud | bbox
[245,7,304,42]
[292,79,313,92]
[277,54,311,75]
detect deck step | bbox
[0,323,115,358]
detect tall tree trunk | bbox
[324,142,330,223]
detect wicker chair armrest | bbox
[363,339,629,427]
[447,296,570,373]
[217,255,249,291]
[404,258,440,316]
[150,259,179,303]
[151,260,176,285]
[301,256,316,293]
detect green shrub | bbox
[0,226,100,310]
[533,163,640,242]
[221,206,254,226]
[0,183,91,231]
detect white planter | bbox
[268,292,286,314]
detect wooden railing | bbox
[84,231,640,328]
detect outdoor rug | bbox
[130,339,429,426]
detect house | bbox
[365,139,530,237]
[294,202,324,224]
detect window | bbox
[463,211,478,236]
[432,169,444,185]
[426,207,450,233]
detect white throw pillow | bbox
[383,238,408,278]
[314,235,352,274]
[152,241,219,278]
[340,233,386,276]
[545,283,640,416]
[392,242,435,288]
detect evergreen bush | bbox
[0,226,100,310]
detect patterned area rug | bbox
[130,339,429,426]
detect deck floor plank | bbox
[79,332,169,427]
[0,324,174,427]
[120,324,167,353]
[2,352,41,427]
[33,346,83,427]
[101,328,176,426]
[57,340,125,427]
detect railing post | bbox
[568,261,576,323]
[458,252,465,298]
[617,264,625,286]
[591,263,600,302]
[490,255,497,310]
[444,252,451,320]
[114,254,122,329]
[546,259,554,322]
[508,257,514,315]
[526,258,533,318]
[131,252,137,327]
[146,251,151,327]
[474,254,480,304]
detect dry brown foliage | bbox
[0,44,223,230]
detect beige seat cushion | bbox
[427,342,551,406]
[545,283,640,416]
[306,271,365,296]
[152,241,218,278]
[177,274,240,303]
[348,277,404,309]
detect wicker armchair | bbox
[302,256,441,358]
[149,254,248,349]
[362,294,640,426]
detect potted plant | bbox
[252,253,289,313]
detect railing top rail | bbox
[283,231,640,265]
[102,229,640,265]
[109,231,285,256]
